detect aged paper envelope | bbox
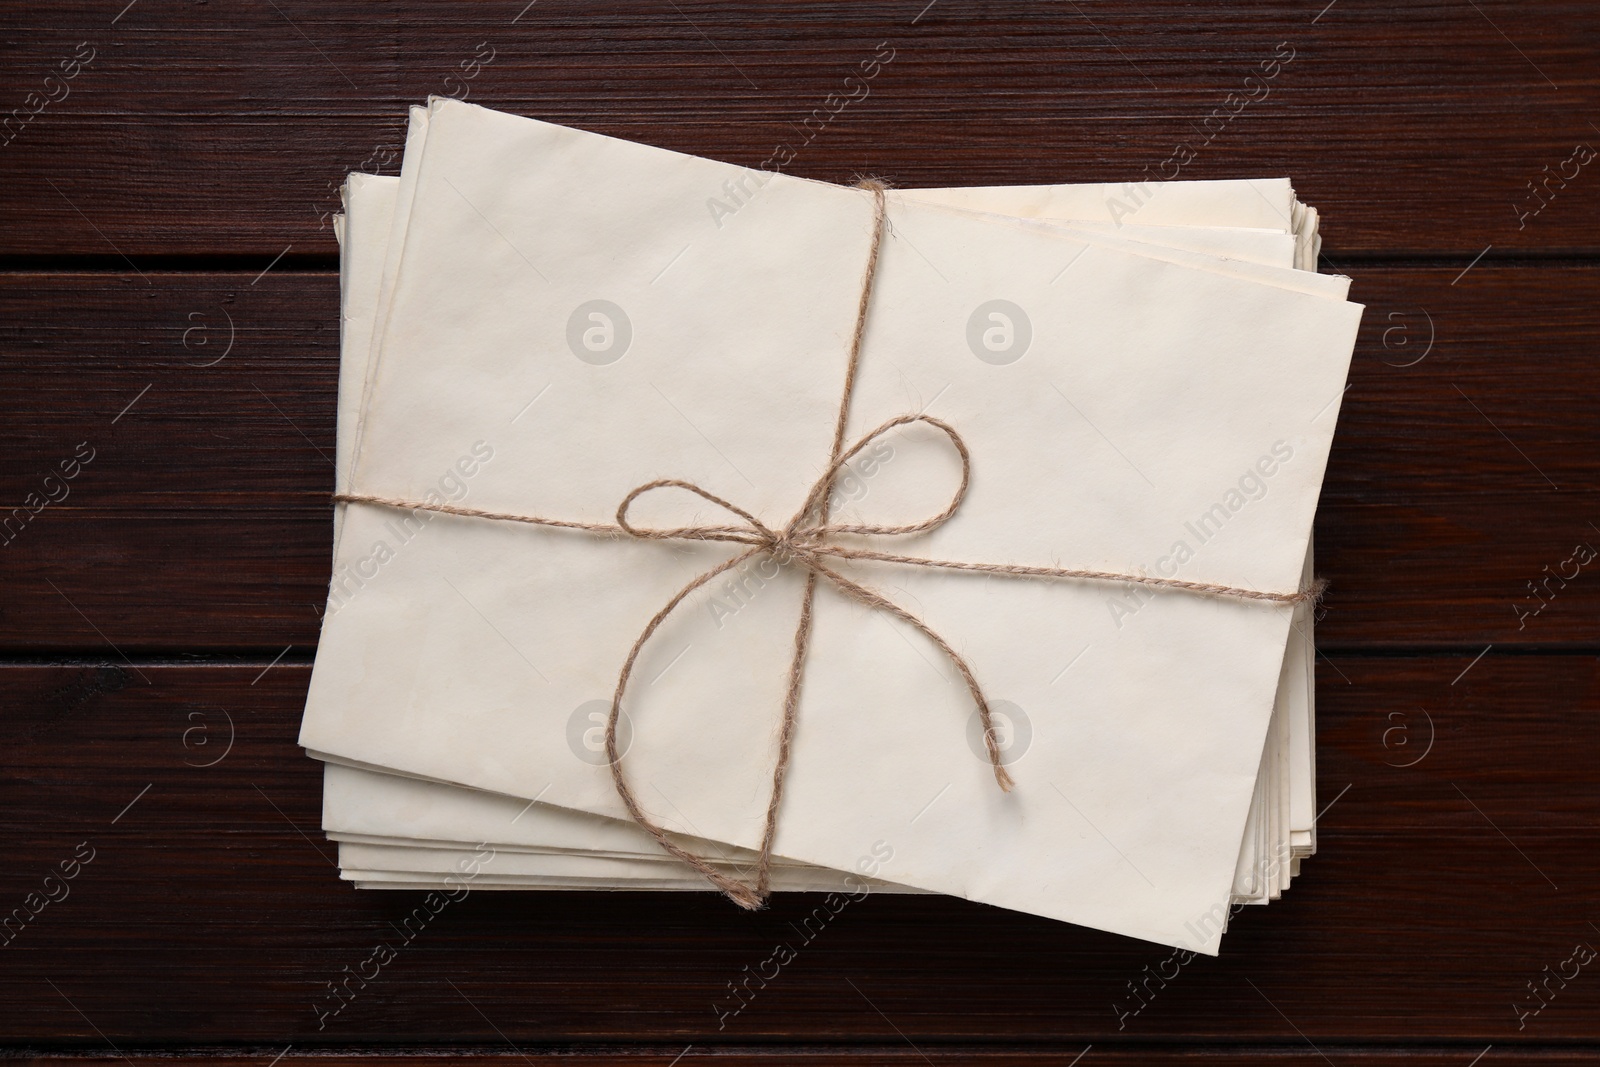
[327,160,1317,895]
[304,100,1357,949]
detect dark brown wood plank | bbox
[8,1053,1599,1066]
[3,267,1598,650]
[6,2,1597,1060]
[1,656,1597,1045]
[2,2,1598,257]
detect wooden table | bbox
[3,2,1598,1063]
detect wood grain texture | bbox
[3,1,1598,1059]
[7,1053,1596,1067]
[1,2,1598,257]
[1,658,1597,1047]
[10,1053,1596,1066]
[2,267,1597,650]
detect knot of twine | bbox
[606,411,1002,909]
[333,179,1322,911]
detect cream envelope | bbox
[328,105,1321,883]
[302,102,1350,953]
[300,102,1350,953]
[334,841,903,891]
[332,173,398,548]
[324,761,851,876]
[326,188,1315,904]
[321,195,1312,921]
[341,868,918,892]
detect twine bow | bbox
[333,180,1321,910]
[605,411,1008,908]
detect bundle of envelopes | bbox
[302,97,1359,954]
